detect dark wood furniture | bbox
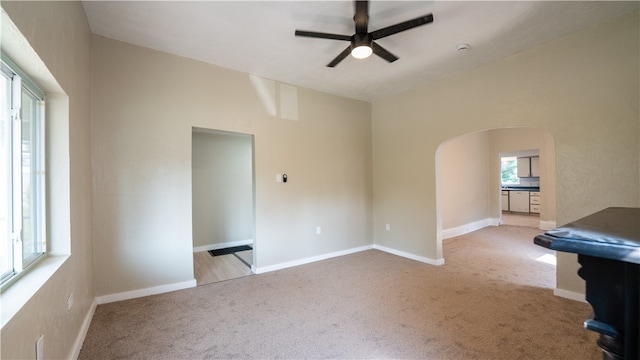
[534,207,639,360]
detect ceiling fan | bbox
[295,0,434,67]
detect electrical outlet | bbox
[386,224,391,231]
[35,335,44,360]
[67,293,74,310]
[316,226,321,235]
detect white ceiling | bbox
[82,1,639,102]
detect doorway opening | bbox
[191,128,256,285]
[499,149,540,227]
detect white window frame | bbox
[1,54,46,286]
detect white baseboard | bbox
[441,218,498,240]
[553,288,587,303]
[539,220,557,231]
[254,245,373,274]
[373,244,445,266]
[96,279,197,304]
[70,298,97,360]
[193,239,253,253]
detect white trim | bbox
[539,220,557,231]
[0,255,69,329]
[441,218,498,239]
[96,279,197,304]
[254,245,373,274]
[553,288,587,303]
[193,239,253,253]
[70,298,97,360]
[373,244,445,266]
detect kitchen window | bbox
[1,56,46,286]
[501,156,520,186]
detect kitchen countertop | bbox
[501,187,540,191]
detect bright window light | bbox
[1,56,46,286]
[501,156,519,186]
[535,254,556,266]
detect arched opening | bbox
[435,127,557,284]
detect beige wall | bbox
[192,130,254,249]
[372,11,639,293]
[91,35,373,297]
[0,2,93,359]
[438,131,491,230]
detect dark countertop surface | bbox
[534,207,640,264]
[501,187,540,191]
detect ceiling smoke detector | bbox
[456,43,470,52]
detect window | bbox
[501,156,519,185]
[1,56,46,285]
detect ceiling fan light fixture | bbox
[351,33,373,59]
[351,45,372,59]
[294,0,434,67]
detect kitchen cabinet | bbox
[502,190,509,211]
[530,157,540,177]
[530,191,541,214]
[517,156,540,178]
[503,189,541,214]
[517,157,530,178]
[510,191,530,213]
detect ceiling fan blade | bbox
[354,0,369,34]
[295,30,351,41]
[371,42,398,63]
[370,13,433,40]
[327,46,352,67]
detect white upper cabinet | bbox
[530,156,540,177]
[517,156,540,178]
[517,157,531,177]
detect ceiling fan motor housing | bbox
[352,33,373,50]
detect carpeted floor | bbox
[79,225,600,359]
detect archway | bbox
[435,127,556,260]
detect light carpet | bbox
[79,225,599,359]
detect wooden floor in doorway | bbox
[193,250,253,286]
